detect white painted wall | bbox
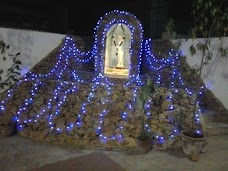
[0,27,66,92]
[172,37,228,110]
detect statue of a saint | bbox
[114,35,124,68]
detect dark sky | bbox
[67,0,194,36]
[0,0,196,36]
[68,0,152,35]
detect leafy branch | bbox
[165,0,227,134]
[0,40,22,90]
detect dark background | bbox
[0,0,197,39]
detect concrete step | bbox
[203,110,228,123]
[206,122,228,136]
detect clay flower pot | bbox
[180,130,206,161]
[137,137,153,154]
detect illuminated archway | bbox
[94,10,144,79]
[104,23,131,78]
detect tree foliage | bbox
[165,0,227,135]
[0,40,22,90]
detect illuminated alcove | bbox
[104,23,131,78]
[94,10,143,79]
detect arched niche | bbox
[104,23,131,78]
[94,10,144,79]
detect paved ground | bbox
[0,135,228,171]
[32,151,126,171]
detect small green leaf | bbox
[15,61,21,65]
[189,45,196,56]
[14,71,21,75]
[16,65,21,70]
[220,48,228,57]
[15,52,20,56]
[0,84,4,89]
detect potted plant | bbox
[166,0,227,161]
[173,98,207,161]
[179,105,207,161]
[136,75,155,153]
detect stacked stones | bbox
[0,78,197,150]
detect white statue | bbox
[114,35,124,68]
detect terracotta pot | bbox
[137,138,153,154]
[180,130,206,161]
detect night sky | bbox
[66,0,194,36]
[0,0,197,36]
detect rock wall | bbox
[0,78,197,150]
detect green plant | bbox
[136,75,155,140]
[188,0,227,135]
[165,18,183,51]
[166,0,227,137]
[0,40,21,91]
[175,109,186,132]
[165,18,176,37]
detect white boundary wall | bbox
[172,38,228,110]
[0,27,65,92]
[0,27,66,78]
